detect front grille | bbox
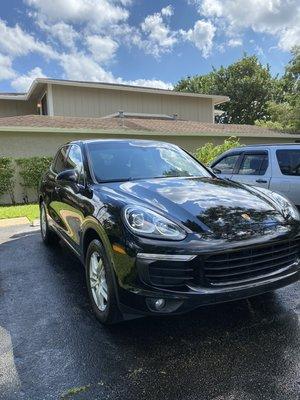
[148,260,195,287]
[203,239,300,287]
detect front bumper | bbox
[118,265,300,317]
[113,232,300,318]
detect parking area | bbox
[0,224,299,400]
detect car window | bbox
[276,150,300,176]
[66,145,84,184]
[238,153,268,175]
[52,146,69,174]
[213,154,240,174]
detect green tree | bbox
[175,55,274,125]
[0,157,15,204]
[256,47,300,132]
[194,137,242,165]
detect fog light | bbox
[153,298,166,310]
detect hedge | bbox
[0,157,15,204]
[0,156,53,204]
[194,136,242,165]
[16,156,53,201]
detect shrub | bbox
[16,156,53,201]
[0,157,15,203]
[194,137,242,165]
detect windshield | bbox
[87,141,211,182]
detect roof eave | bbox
[0,78,230,103]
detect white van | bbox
[211,144,300,208]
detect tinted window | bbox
[65,145,84,184]
[276,150,300,176]
[238,153,268,175]
[52,146,69,173]
[87,141,211,182]
[213,154,240,174]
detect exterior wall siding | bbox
[0,100,37,117]
[0,129,297,204]
[52,85,213,122]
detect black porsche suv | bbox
[39,139,300,324]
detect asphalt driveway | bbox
[0,224,299,400]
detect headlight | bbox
[123,205,187,240]
[271,192,300,221]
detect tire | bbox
[86,239,122,325]
[40,202,58,246]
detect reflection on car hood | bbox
[103,177,288,239]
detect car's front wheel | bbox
[40,202,58,245]
[86,239,122,325]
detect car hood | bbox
[101,177,288,239]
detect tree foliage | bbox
[175,51,300,131]
[0,157,15,203]
[16,156,53,201]
[256,47,300,132]
[175,55,273,125]
[194,137,242,165]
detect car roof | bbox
[235,143,300,148]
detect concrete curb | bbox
[0,217,30,228]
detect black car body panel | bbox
[39,139,300,319]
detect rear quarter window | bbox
[276,150,300,176]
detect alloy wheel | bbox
[89,251,108,312]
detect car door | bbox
[270,148,300,207]
[53,144,89,252]
[231,151,270,188]
[211,153,241,180]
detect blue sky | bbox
[0,0,299,93]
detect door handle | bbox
[256,179,267,184]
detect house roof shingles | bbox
[0,114,299,138]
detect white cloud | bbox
[0,19,56,58]
[228,38,242,47]
[140,7,177,57]
[11,67,46,91]
[26,0,129,30]
[59,53,115,82]
[0,54,16,80]
[38,21,79,50]
[119,78,173,90]
[200,0,223,17]
[161,5,174,17]
[278,26,300,51]
[59,53,172,89]
[86,35,118,63]
[181,20,216,58]
[189,0,300,52]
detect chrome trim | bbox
[137,253,196,261]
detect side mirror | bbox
[212,168,222,174]
[56,169,78,183]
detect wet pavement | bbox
[0,224,299,400]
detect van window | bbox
[212,154,240,174]
[276,150,300,176]
[237,154,268,175]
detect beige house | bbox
[1,79,299,204]
[1,113,300,204]
[0,78,229,122]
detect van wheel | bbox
[86,239,122,325]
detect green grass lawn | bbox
[0,204,39,222]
